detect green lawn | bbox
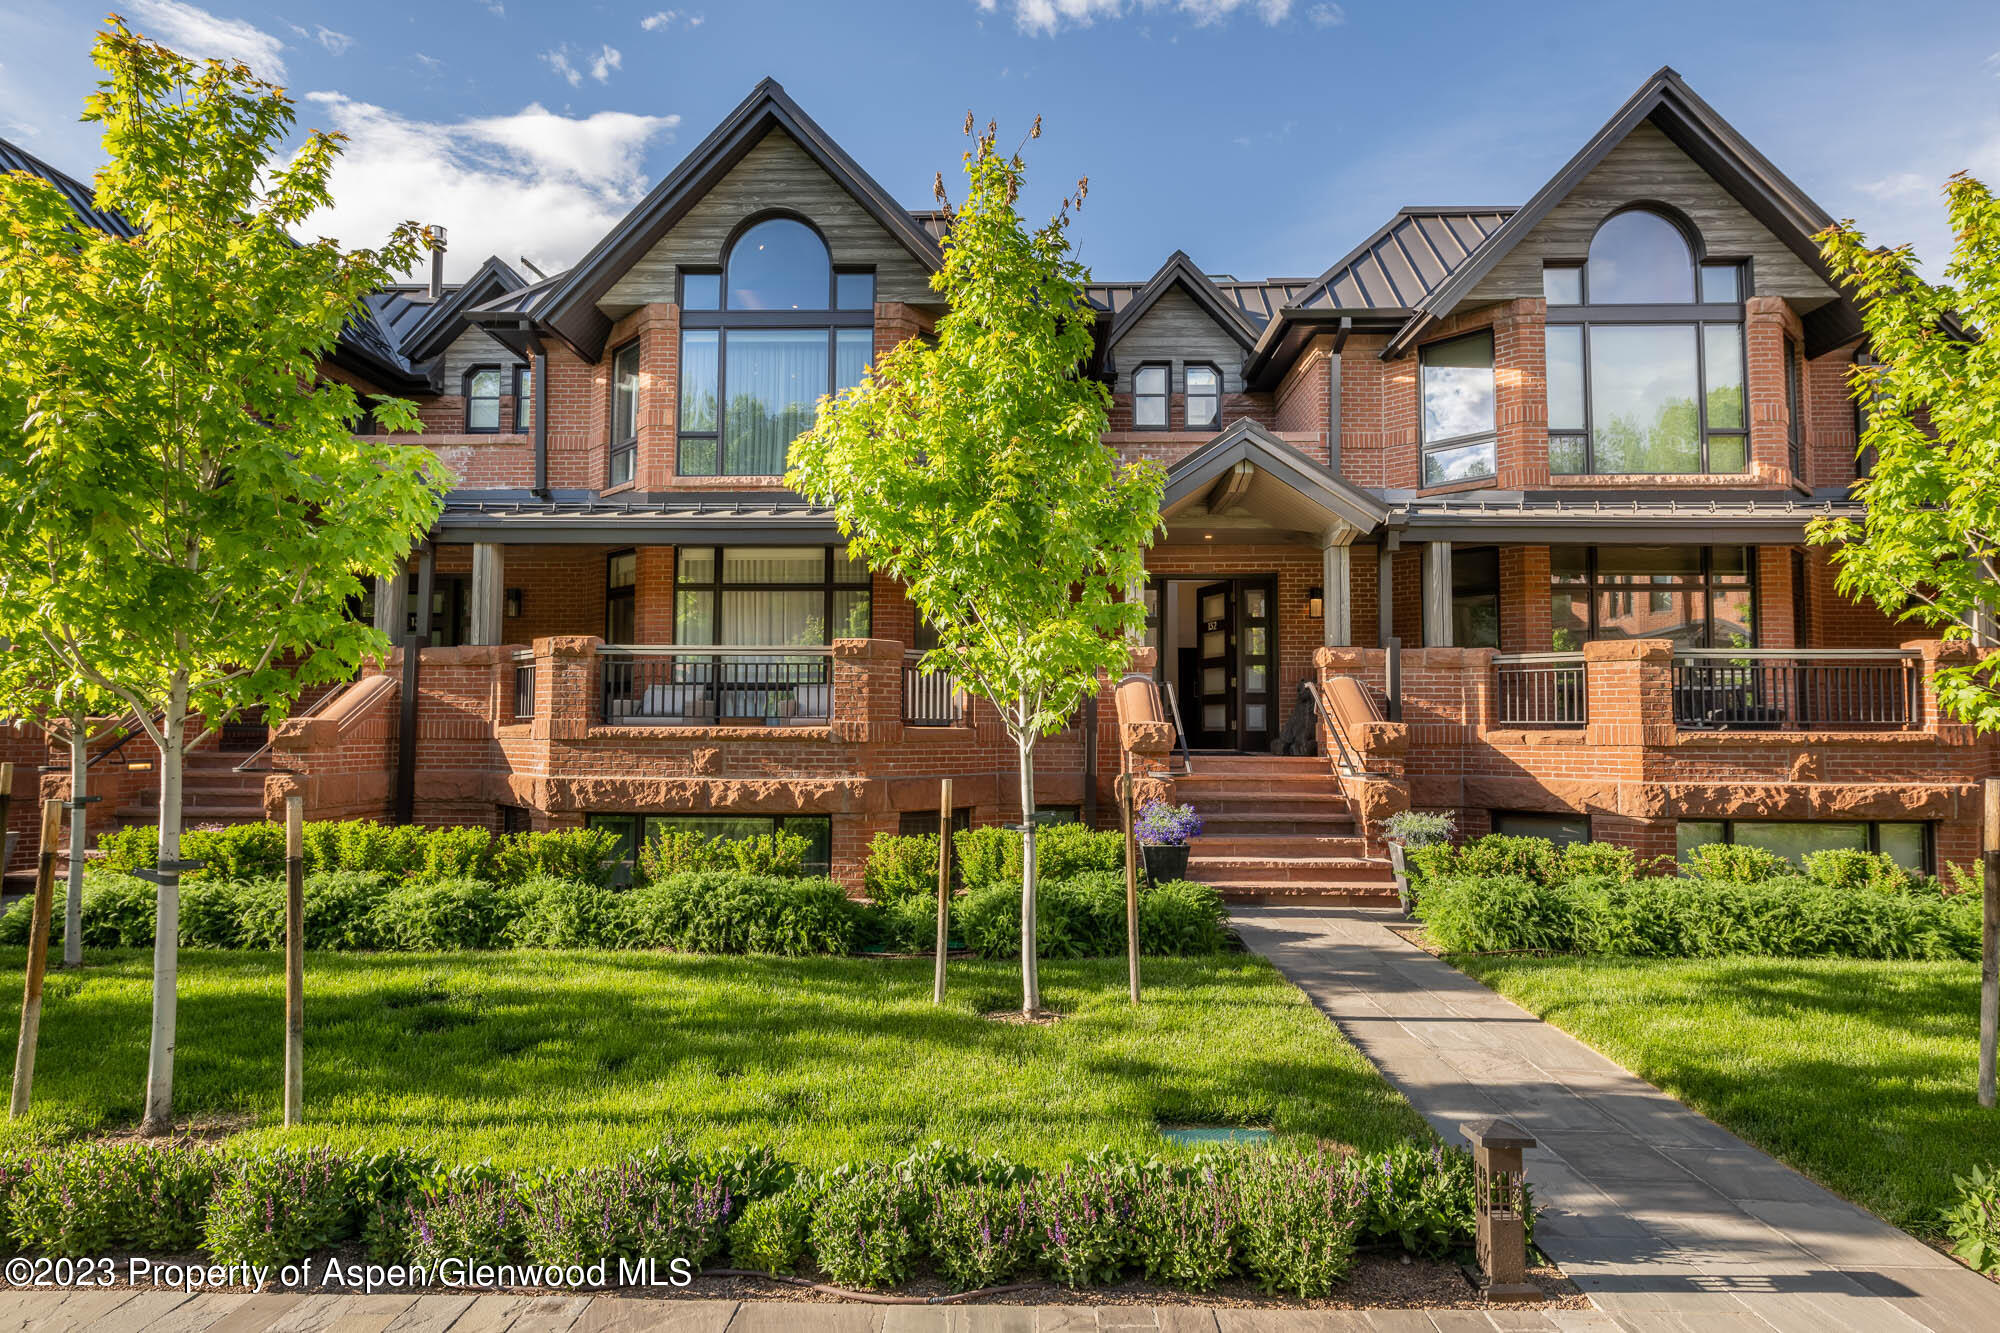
[0,949,1425,1170]
[1456,953,1996,1235]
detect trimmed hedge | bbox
[98,822,624,890]
[0,1137,1517,1297]
[957,873,1229,958]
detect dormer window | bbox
[1545,208,1747,475]
[677,215,873,477]
[465,366,502,433]
[1133,364,1169,429]
[1184,364,1221,430]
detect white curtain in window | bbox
[725,330,826,474]
[722,590,823,646]
[722,547,824,583]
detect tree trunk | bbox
[1016,714,1040,1014]
[62,713,85,970]
[139,676,187,1137]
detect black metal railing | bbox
[600,647,833,725]
[1494,653,1588,729]
[902,654,961,726]
[1671,650,1920,731]
[1304,678,1364,775]
[512,655,536,720]
[1160,679,1194,774]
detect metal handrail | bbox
[1493,653,1588,728]
[1492,651,1587,664]
[1303,678,1371,777]
[1159,680,1193,774]
[1673,647,1921,660]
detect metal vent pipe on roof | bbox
[428,225,448,301]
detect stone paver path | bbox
[1233,904,2000,1332]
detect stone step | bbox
[1212,883,1401,905]
[1186,755,1333,776]
[1188,833,1367,857]
[1174,772,1347,798]
[1197,812,1357,837]
[1188,855,1394,886]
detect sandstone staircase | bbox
[117,744,267,830]
[1174,755,1397,905]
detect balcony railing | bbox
[1671,649,1921,731]
[902,652,963,727]
[600,645,834,726]
[512,652,536,720]
[1494,653,1587,728]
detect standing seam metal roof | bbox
[1291,208,1514,313]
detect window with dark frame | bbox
[1544,208,1747,476]
[1549,545,1754,650]
[464,365,502,432]
[1132,363,1169,429]
[585,812,834,882]
[676,216,874,477]
[1785,336,1806,479]
[671,546,871,648]
[512,364,534,434]
[609,341,640,487]
[1674,818,1931,876]
[1419,330,1497,486]
[1183,364,1221,430]
[605,549,636,643]
[1451,546,1501,648]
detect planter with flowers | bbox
[1382,809,1455,915]
[1135,799,1203,884]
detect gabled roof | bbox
[401,255,526,365]
[1085,277,1312,333]
[531,78,944,361]
[0,137,138,238]
[1163,419,1387,536]
[1105,251,1260,351]
[1382,66,1856,359]
[1290,208,1513,313]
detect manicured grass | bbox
[1456,953,1997,1235]
[0,949,1426,1170]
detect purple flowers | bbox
[1135,800,1203,847]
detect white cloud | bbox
[589,45,622,82]
[987,0,1296,35]
[127,0,287,79]
[315,27,354,56]
[641,9,705,30]
[298,93,679,280]
[542,47,580,86]
[481,0,505,14]
[1306,2,1344,26]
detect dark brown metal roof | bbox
[1290,208,1513,313]
[1086,276,1314,332]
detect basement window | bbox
[1675,819,1931,875]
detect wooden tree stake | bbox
[10,799,62,1118]
[1982,778,1999,1109]
[933,779,952,1004]
[1121,770,1140,1006]
[284,795,305,1127]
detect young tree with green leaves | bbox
[1808,174,2000,727]
[0,21,444,1133]
[788,117,1164,1014]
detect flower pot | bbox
[1142,843,1190,885]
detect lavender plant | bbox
[7,1143,214,1256]
[408,1180,525,1268]
[203,1147,352,1266]
[923,1182,1040,1288]
[1132,1162,1238,1291]
[1032,1163,1137,1286]
[1233,1149,1365,1297]
[1134,801,1203,846]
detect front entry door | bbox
[1188,578,1276,751]
[1193,582,1235,748]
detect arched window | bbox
[1543,209,1747,476]
[675,215,876,476]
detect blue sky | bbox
[2,1,1997,283]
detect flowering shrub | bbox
[1134,801,1202,846]
[1350,1141,1481,1259]
[808,1169,923,1289]
[1032,1162,1137,1286]
[520,1162,734,1267]
[1233,1148,1365,1296]
[923,1182,1039,1288]
[203,1148,352,1266]
[729,1181,819,1273]
[7,1143,213,1256]
[1383,810,1455,847]
[408,1181,525,1268]
[1132,1163,1237,1291]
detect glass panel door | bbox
[1238,579,1275,751]
[1194,580,1235,748]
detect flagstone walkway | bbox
[1232,904,2000,1332]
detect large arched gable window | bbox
[676,214,876,477]
[1543,207,1747,475]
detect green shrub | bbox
[627,874,858,955]
[490,828,623,888]
[636,829,810,883]
[1415,874,1598,953]
[415,826,494,883]
[519,1161,733,1267]
[1350,1142,1480,1258]
[953,826,1013,891]
[1139,881,1230,955]
[204,1148,352,1266]
[185,824,286,881]
[347,1148,460,1262]
[1454,835,1562,886]
[326,822,429,880]
[1132,1165,1238,1292]
[729,1180,819,1274]
[953,823,1123,890]
[1680,841,1790,884]
[957,877,1228,959]
[6,1144,214,1256]
[238,871,388,950]
[1803,848,1913,894]
[1558,841,1638,884]
[1031,1163,1135,1286]
[1234,1149,1362,1296]
[178,880,247,948]
[923,1182,1039,1288]
[408,1181,524,1267]
[504,875,631,949]
[82,874,157,947]
[1946,1163,2000,1275]
[373,879,518,951]
[862,833,940,903]
[870,891,948,954]
[95,825,159,874]
[809,1170,923,1289]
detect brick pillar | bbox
[537,636,602,740]
[832,638,903,744]
[635,546,675,644]
[1584,638,1674,749]
[1499,546,1551,654]
[1745,296,1802,486]
[634,303,680,490]
[1492,298,1548,491]
[1755,546,1795,649]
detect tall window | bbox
[465,366,502,432]
[677,217,873,477]
[606,550,636,642]
[512,364,534,434]
[1184,364,1221,430]
[1420,330,1497,486]
[1132,364,1169,429]
[1784,337,1805,478]
[1451,546,1500,648]
[1544,209,1746,475]
[673,546,871,646]
[610,341,640,487]
[1550,545,1753,650]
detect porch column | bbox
[1423,541,1453,648]
[1320,533,1352,648]
[469,542,506,646]
[372,566,407,638]
[1378,533,1397,647]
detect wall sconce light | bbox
[504,588,524,618]
[1308,585,1324,619]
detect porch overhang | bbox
[1160,420,1388,545]
[431,491,843,545]
[1390,492,1864,545]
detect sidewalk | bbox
[1232,904,2000,1332]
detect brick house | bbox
[5,67,1990,894]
